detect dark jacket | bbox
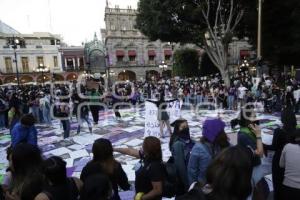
[80,161,130,200]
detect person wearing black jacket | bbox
[265,106,296,200]
[80,139,130,200]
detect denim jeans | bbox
[61,120,70,138]
[0,113,5,128]
[196,95,203,105]
[30,106,40,123]
[42,108,52,125]
[77,114,92,134]
[227,95,235,110]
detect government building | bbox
[101,4,203,82]
[100,4,253,81]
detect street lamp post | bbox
[159,61,168,79]
[34,64,49,86]
[7,36,22,87]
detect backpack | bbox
[162,159,180,198]
[146,159,180,198]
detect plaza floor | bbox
[0,107,288,199]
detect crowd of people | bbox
[0,71,300,200]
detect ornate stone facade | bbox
[101,5,187,81]
[0,30,63,84]
[101,5,253,80]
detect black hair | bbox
[80,174,112,200]
[231,105,255,129]
[281,107,296,132]
[43,156,67,185]
[289,129,300,145]
[20,114,36,127]
[11,144,44,198]
[206,146,253,200]
[169,119,188,150]
[12,143,42,177]
[92,139,113,162]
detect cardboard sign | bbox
[144,100,181,138]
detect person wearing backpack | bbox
[114,136,164,200]
[169,119,195,195]
[187,118,230,186]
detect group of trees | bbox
[136,0,300,85]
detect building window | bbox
[37,56,44,66]
[5,57,13,73]
[67,58,74,69]
[129,56,136,61]
[149,56,155,61]
[53,56,58,67]
[21,57,29,73]
[117,56,124,62]
[165,55,171,61]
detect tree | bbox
[173,49,199,77]
[239,0,300,66]
[136,0,249,86]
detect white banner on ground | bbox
[144,100,181,138]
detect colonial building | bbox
[0,21,65,84]
[60,46,85,81]
[84,33,106,75]
[101,5,188,81]
[101,4,253,81]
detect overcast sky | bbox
[0,0,138,45]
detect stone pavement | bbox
[0,107,288,199]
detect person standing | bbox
[40,93,52,126]
[0,96,8,130]
[89,88,100,126]
[147,91,177,138]
[279,129,300,199]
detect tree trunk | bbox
[220,68,231,88]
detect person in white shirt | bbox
[238,85,247,107]
[279,129,300,199]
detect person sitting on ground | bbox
[188,118,230,186]
[34,156,83,200]
[114,136,164,200]
[80,138,130,200]
[11,114,37,147]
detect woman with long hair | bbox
[114,136,164,200]
[34,156,82,200]
[6,143,44,200]
[265,106,296,200]
[80,138,130,200]
[232,105,264,184]
[205,146,253,200]
[169,119,194,194]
